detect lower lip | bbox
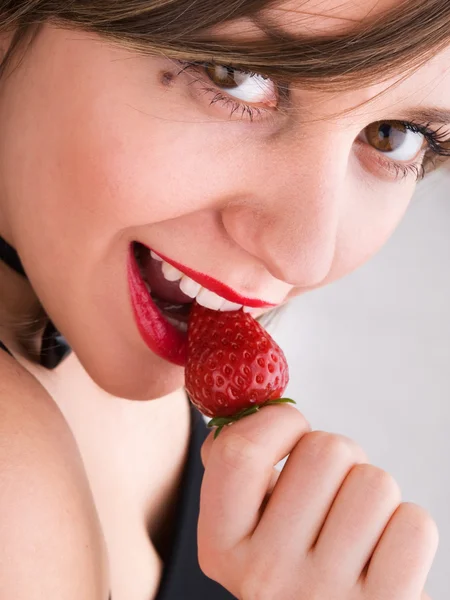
[127,245,187,367]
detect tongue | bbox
[141,248,193,305]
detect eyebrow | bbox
[401,107,450,124]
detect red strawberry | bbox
[185,302,294,438]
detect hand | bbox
[199,404,438,600]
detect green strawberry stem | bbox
[207,398,297,440]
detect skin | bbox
[0,0,447,597]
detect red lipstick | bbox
[127,246,187,367]
[144,246,276,309]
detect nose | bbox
[221,144,346,287]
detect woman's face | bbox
[0,0,449,399]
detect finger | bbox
[312,464,401,583]
[202,432,282,501]
[200,431,215,468]
[249,431,368,573]
[364,502,439,600]
[198,404,310,554]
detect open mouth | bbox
[128,242,267,367]
[128,242,277,367]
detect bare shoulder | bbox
[0,353,109,599]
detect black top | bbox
[0,237,237,599]
[154,403,237,600]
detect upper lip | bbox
[142,244,277,309]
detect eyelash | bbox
[380,123,450,181]
[175,60,450,182]
[175,60,282,122]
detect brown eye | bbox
[203,64,277,105]
[205,64,241,89]
[361,120,425,160]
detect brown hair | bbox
[1,0,450,89]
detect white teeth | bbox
[196,287,226,311]
[162,261,183,282]
[243,306,255,313]
[151,251,163,262]
[179,275,202,299]
[180,275,243,311]
[220,300,243,312]
[158,255,253,313]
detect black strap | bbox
[0,237,27,277]
[40,320,72,369]
[0,340,13,357]
[0,236,72,369]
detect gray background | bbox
[272,170,449,598]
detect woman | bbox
[0,0,447,598]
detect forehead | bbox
[264,0,406,35]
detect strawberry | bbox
[185,302,295,438]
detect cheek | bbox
[49,98,246,236]
[5,87,200,251]
[338,176,415,271]
[1,34,220,250]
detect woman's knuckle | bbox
[302,431,338,456]
[218,430,260,471]
[352,464,401,499]
[395,502,439,543]
[303,430,366,463]
[284,408,311,437]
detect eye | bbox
[203,64,277,106]
[360,121,426,161]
